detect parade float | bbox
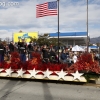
[0,51,100,83]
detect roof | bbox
[89,46,99,49]
[49,32,87,37]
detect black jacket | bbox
[42,48,49,58]
[0,43,5,55]
[9,43,14,52]
[28,43,33,52]
[19,42,27,54]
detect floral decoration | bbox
[68,52,100,74]
[0,52,100,76]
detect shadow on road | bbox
[42,82,53,100]
[0,78,26,100]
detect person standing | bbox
[8,41,15,59]
[60,49,67,63]
[49,49,56,63]
[27,42,33,59]
[19,40,27,63]
[42,45,50,63]
[0,42,6,63]
[18,39,21,53]
[72,52,78,63]
[9,41,14,53]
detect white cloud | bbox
[0,0,100,39]
[0,30,12,40]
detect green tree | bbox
[37,34,61,46]
[29,33,64,47]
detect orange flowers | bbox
[31,58,38,65]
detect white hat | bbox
[59,49,62,52]
[74,52,77,54]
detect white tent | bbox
[72,45,85,51]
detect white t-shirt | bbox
[73,55,77,63]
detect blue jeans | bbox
[0,55,4,63]
[20,54,26,63]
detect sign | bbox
[13,32,38,43]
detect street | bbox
[0,78,100,100]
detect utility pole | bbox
[99,43,100,65]
[86,0,89,52]
[57,0,60,63]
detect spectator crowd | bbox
[0,39,100,66]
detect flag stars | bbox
[48,1,57,9]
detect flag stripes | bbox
[36,1,57,18]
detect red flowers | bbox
[0,52,100,74]
[68,52,100,73]
[0,62,10,69]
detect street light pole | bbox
[86,0,89,52]
[99,43,100,65]
[57,0,60,63]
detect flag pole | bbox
[86,0,89,52]
[57,0,60,63]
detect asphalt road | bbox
[0,78,100,100]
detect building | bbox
[49,32,89,47]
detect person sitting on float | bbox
[72,52,78,63]
[60,49,67,63]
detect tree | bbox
[37,34,60,46]
[29,36,37,43]
[29,33,65,47]
[2,40,7,45]
[5,37,10,43]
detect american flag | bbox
[36,1,57,18]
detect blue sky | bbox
[0,0,100,39]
